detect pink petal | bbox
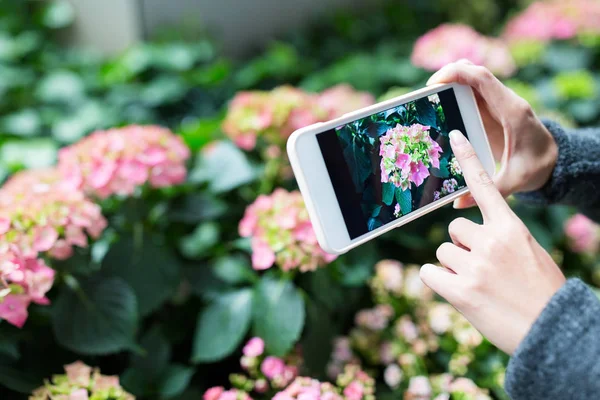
[0,294,30,328]
[251,239,276,270]
[33,226,59,253]
[0,217,10,235]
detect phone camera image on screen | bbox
[317,88,468,239]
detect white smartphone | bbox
[287,83,494,255]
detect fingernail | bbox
[449,130,466,146]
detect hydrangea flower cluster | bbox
[502,0,600,44]
[317,84,376,120]
[403,374,491,400]
[433,178,461,202]
[239,189,337,272]
[204,338,373,400]
[328,260,503,396]
[273,365,375,400]
[58,125,190,198]
[30,361,134,400]
[0,169,107,327]
[448,156,461,177]
[411,24,516,78]
[379,124,443,190]
[222,85,374,151]
[564,214,600,254]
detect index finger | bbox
[449,130,508,222]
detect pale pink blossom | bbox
[565,214,600,254]
[239,189,336,272]
[243,337,265,357]
[58,125,190,198]
[261,356,286,380]
[317,84,375,119]
[412,24,516,77]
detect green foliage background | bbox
[0,0,599,399]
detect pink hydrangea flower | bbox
[374,260,404,294]
[223,85,375,151]
[222,86,327,150]
[57,125,190,198]
[317,84,375,120]
[565,214,600,254]
[239,189,337,272]
[243,337,265,357]
[503,0,600,44]
[380,124,442,191]
[261,356,286,380]
[406,376,432,400]
[411,24,516,78]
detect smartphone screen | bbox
[317,88,468,239]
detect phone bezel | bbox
[287,83,494,254]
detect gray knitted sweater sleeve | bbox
[505,121,600,400]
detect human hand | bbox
[427,60,558,208]
[420,130,566,355]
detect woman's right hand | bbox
[427,60,558,208]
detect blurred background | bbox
[1,1,599,399]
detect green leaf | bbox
[158,364,195,399]
[121,367,148,397]
[343,136,372,191]
[188,141,257,193]
[179,222,220,259]
[191,288,253,363]
[185,264,227,298]
[431,158,450,178]
[37,70,85,103]
[179,117,222,152]
[2,109,41,137]
[253,276,305,356]
[102,234,181,316]
[0,139,57,170]
[301,300,334,377]
[415,98,437,128]
[366,122,390,138]
[52,277,138,355]
[212,255,258,285]
[0,365,40,393]
[168,193,227,224]
[395,188,412,215]
[42,0,75,29]
[131,326,171,379]
[382,182,395,206]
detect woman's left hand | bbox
[420,129,566,355]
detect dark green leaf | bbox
[301,301,334,377]
[367,217,382,231]
[121,367,148,397]
[102,234,181,316]
[253,276,305,356]
[382,182,395,206]
[0,365,40,393]
[185,264,227,298]
[168,193,227,224]
[343,137,372,191]
[53,277,138,355]
[415,98,437,128]
[158,364,195,399]
[366,122,390,138]
[131,326,171,379]
[191,288,253,363]
[431,158,450,178]
[179,222,220,259]
[371,205,382,218]
[212,255,258,285]
[395,188,412,215]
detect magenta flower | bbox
[239,189,337,272]
[58,125,190,198]
[379,124,442,191]
[411,24,516,78]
